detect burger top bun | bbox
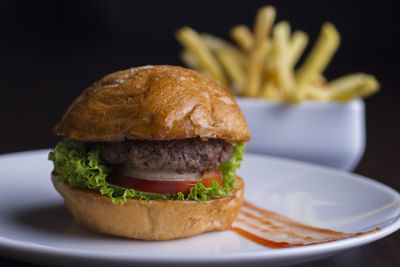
[53,65,250,142]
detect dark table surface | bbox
[1,0,399,266]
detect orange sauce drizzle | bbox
[230,200,380,248]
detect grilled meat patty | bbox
[95,138,233,174]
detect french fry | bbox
[200,33,247,93]
[288,30,309,68]
[246,42,269,97]
[179,55,212,83]
[230,25,254,52]
[263,35,277,83]
[305,73,379,101]
[260,81,281,100]
[310,74,327,87]
[200,33,247,92]
[200,33,247,66]
[263,45,276,82]
[180,50,212,78]
[216,49,246,94]
[303,85,328,100]
[180,50,200,70]
[245,6,276,97]
[272,21,294,99]
[175,27,229,88]
[253,6,276,46]
[295,22,340,86]
[292,75,326,103]
[326,73,380,101]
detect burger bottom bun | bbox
[51,174,244,240]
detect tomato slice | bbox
[108,169,223,195]
[199,169,223,187]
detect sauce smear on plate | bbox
[231,201,379,248]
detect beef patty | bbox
[95,138,233,173]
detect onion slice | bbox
[120,167,202,181]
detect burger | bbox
[48,65,250,240]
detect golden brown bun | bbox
[53,65,250,142]
[52,174,244,240]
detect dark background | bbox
[1,0,399,266]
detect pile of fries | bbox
[176,6,379,103]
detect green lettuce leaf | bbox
[48,139,245,204]
[219,142,245,189]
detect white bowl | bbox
[235,97,365,171]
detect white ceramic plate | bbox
[0,150,399,267]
